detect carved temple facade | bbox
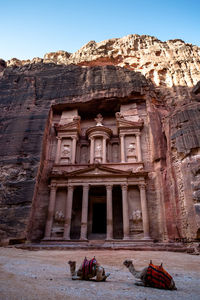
[43,100,154,242]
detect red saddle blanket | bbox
[81,257,98,277]
[146,263,173,289]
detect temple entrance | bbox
[92,203,106,233]
[88,186,106,239]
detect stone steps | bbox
[14,240,191,253]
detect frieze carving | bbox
[54,210,65,222]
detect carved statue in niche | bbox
[94,140,102,163]
[94,114,103,126]
[132,209,142,223]
[128,142,136,155]
[127,140,137,162]
[54,210,65,223]
[61,144,71,160]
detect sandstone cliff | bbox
[0,34,200,244]
[4,35,200,105]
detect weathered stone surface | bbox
[4,35,200,106]
[0,63,152,241]
[0,35,200,244]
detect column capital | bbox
[68,185,74,191]
[136,132,141,137]
[139,183,146,190]
[106,184,113,191]
[119,133,125,138]
[121,184,128,191]
[50,183,57,190]
[83,184,89,190]
[71,136,78,141]
[56,136,62,140]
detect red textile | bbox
[82,257,97,277]
[146,263,173,289]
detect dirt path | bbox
[0,247,199,300]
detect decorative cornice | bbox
[86,126,113,138]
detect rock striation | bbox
[0,34,200,245]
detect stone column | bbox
[106,185,113,240]
[136,133,142,162]
[120,134,125,163]
[89,137,95,164]
[80,184,89,240]
[63,185,74,240]
[121,184,129,239]
[44,184,57,239]
[139,184,150,239]
[71,137,77,164]
[55,137,62,164]
[102,137,107,163]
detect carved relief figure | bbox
[61,144,71,158]
[55,210,65,222]
[132,209,142,223]
[128,142,136,155]
[94,114,103,126]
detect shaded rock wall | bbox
[0,64,153,241]
[0,34,200,243]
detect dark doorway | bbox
[92,203,106,233]
[113,185,123,239]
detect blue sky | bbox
[1,0,200,60]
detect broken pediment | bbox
[116,112,144,130]
[54,117,81,133]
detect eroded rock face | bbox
[0,35,200,244]
[0,64,152,241]
[4,35,200,105]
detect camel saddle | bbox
[146,262,173,289]
[81,257,98,277]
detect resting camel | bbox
[123,259,177,290]
[68,257,110,281]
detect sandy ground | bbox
[0,247,200,300]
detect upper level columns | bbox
[121,184,129,239]
[89,137,95,164]
[80,184,89,240]
[106,185,113,240]
[63,185,74,240]
[139,184,150,239]
[120,134,125,163]
[71,137,77,164]
[136,133,142,162]
[55,137,62,164]
[44,184,57,239]
[102,137,107,164]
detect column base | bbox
[80,237,88,241]
[142,236,152,240]
[123,236,130,240]
[106,237,113,241]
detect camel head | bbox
[68,260,76,267]
[123,259,133,268]
[68,260,76,276]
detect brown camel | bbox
[123,259,177,290]
[68,257,110,281]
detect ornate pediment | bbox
[116,112,144,129]
[51,165,132,178]
[70,165,132,177]
[54,117,81,133]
